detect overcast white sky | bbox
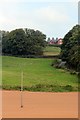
[0,0,78,38]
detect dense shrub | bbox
[60,25,80,72]
[2,28,46,56]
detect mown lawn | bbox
[43,46,61,56]
[2,56,78,92]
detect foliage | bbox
[2,28,46,56]
[2,84,76,92]
[60,25,80,71]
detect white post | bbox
[21,71,23,108]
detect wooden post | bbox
[21,71,23,108]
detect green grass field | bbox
[2,56,78,92]
[43,46,61,56]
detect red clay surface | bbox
[2,91,78,118]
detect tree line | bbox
[61,24,80,72]
[1,28,46,56]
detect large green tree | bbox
[2,28,46,56]
[61,25,80,71]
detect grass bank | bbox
[43,46,61,56]
[2,56,78,92]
